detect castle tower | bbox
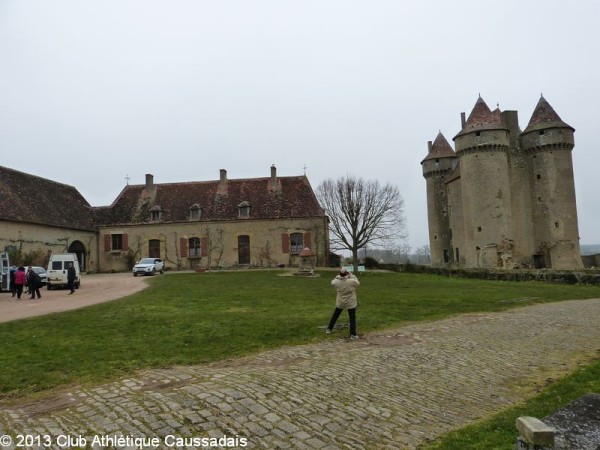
[453,96,513,268]
[421,132,456,266]
[520,96,583,269]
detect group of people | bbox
[10,263,77,299]
[10,266,43,300]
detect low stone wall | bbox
[378,264,600,285]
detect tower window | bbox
[477,226,482,232]
[555,222,560,228]
[434,234,438,240]
[536,174,541,179]
[539,130,545,135]
[475,131,481,137]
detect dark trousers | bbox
[15,284,23,299]
[29,284,41,299]
[68,279,75,293]
[328,307,357,336]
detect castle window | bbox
[189,204,201,220]
[188,237,201,258]
[112,234,123,250]
[536,174,541,180]
[290,233,303,254]
[539,130,545,135]
[455,247,460,261]
[434,234,438,240]
[477,226,482,232]
[475,131,481,137]
[238,201,250,218]
[555,221,560,228]
[443,249,449,263]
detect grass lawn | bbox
[1,270,599,446]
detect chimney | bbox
[217,169,228,195]
[270,164,277,189]
[145,174,154,191]
[427,141,433,153]
[460,112,466,128]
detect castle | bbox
[421,95,583,270]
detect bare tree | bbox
[317,176,407,271]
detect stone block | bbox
[516,416,556,447]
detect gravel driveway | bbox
[0,272,149,323]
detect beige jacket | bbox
[331,274,360,309]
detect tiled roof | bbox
[96,175,326,226]
[522,95,574,134]
[0,165,95,230]
[454,96,507,138]
[421,132,456,163]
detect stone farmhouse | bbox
[421,95,583,270]
[0,165,330,272]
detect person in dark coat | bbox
[9,267,16,297]
[67,263,76,294]
[27,267,42,299]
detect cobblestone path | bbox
[2,298,600,449]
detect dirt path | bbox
[0,272,149,323]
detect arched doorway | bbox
[68,240,86,272]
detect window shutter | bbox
[201,237,208,256]
[122,234,128,251]
[180,238,188,257]
[104,234,111,252]
[303,232,312,250]
[281,233,290,253]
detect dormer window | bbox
[238,201,250,218]
[189,204,202,220]
[149,205,163,222]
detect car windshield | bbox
[138,258,156,264]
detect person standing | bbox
[14,266,26,300]
[9,267,16,297]
[67,263,76,294]
[326,268,360,340]
[27,267,42,299]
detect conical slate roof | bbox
[421,132,456,163]
[454,95,507,139]
[522,95,574,134]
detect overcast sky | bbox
[1,0,598,249]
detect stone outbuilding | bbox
[0,165,330,272]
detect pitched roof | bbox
[421,132,456,163]
[522,95,574,134]
[0,165,95,230]
[96,174,326,226]
[454,95,507,139]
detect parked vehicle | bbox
[133,258,164,276]
[0,252,10,292]
[47,253,81,290]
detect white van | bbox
[47,253,81,290]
